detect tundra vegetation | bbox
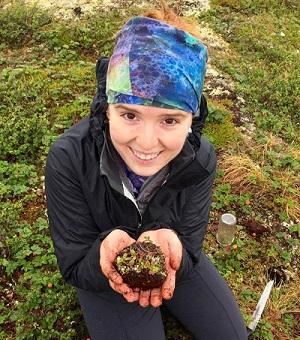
[114,238,168,290]
[0,0,299,339]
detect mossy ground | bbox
[0,1,299,339]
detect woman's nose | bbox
[135,123,159,150]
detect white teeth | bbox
[132,149,160,160]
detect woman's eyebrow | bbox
[114,104,140,113]
[160,112,187,118]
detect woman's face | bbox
[107,103,193,176]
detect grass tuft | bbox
[220,154,268,193]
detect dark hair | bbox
[89,57,109,158]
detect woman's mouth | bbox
[130,148,161,161]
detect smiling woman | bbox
[45,1,248,339]
[107,104,192,176]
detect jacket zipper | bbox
[121,184,143,230]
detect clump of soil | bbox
[113,239,167,290]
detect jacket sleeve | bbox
[176,142,216,279]
[45,141,109,292]
[178,164,216,264]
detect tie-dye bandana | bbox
[106,16,208,115]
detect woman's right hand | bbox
[100,229,139,301]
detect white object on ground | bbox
[248,280,274,333]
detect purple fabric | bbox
[124,166,147,197]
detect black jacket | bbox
[45,59,217,293]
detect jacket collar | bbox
[99,127,210,193]
[99,132,125,195]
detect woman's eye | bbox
[123,112,136,120]
[164,118,178,126]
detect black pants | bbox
[77,253,248,340]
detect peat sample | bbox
[114,239,167,290]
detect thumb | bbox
[100,244,122,282]
[100,255,123,284]
[168,241,182,271]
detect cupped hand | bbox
[100,229,139,301]
[137,228,182,308]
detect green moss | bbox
[115,239,167,276]
[204,104,238,148]
[204,120,236,148]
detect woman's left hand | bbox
[134,228,182,308]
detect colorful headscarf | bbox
[106,16,208,115]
